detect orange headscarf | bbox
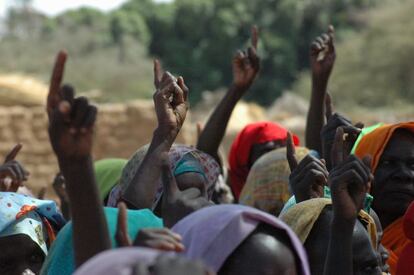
[354,122,414,173]
[228,122,299,200]
[354,122,414,274]
[396,201,414,275]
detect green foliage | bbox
[292,0,414,109]
[0,0,389,106]
[142,0,382,105]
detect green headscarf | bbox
[94,159,127,201]
[40,207,163,275]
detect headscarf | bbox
[172,204,310,275]
[280,198,378,249]
[94,159,127,201]
[396,202,414,275]
[239,147,309,216]
[107,144,220,208]
[74,248,167,275]
[351,123,384,154]
[354,122,414,173]
[228,122,299,199]
[354,122,414,274]
[41,207,163,275]
[0,192,65,256]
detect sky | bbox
[0,0,171,17]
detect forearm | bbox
[324,217,355,275]
[122,128,175,209]
[305,78,328,153]
[59,156,111,267]
[196,85,244,164]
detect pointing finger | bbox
[286,132,298,172]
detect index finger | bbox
[286,132,298,172]
[251,25,258,50]
[115,202,132,247]
[325,92,333,122]
[47,51,67,116]
[327,25,335,51]
[4,143,22,163]
[153,59,163,89]
[161,153,179,199]
[331,127,345,168]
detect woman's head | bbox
[239,147,309,216]
[0,192,65,274]
[354,122,414,227]
[219,223,299,275]
[228,122,299,199]
[281,199,382,275]
[171,204,309,275]
[112,144,220,209]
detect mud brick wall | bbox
[0,101,193,196]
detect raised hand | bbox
[153,60,189,137]
[310,25,336,84]
[160,154,212,228]
[115,202,132,247]
[232,26,260,90]
[47,51,98,162]
[287,133,327,203]
[0,144,29,192]
[321,96,362,170]
[329,127,372,222]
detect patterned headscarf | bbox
[239,147,309,216]
[107,144,220,208]
[0,192,65,256]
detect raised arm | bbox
[287,133,327,203]
[47,51,111,267]
[121,60,189,209]
[305,26,336,153]
[324,127,372,275]
[196,26,260,164]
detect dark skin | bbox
[287,132,327,202]
[219,224,298,275]
[372,129,414,229]
[248,139,285,168]
[321,111,362,171]
[47,51,111,267]
[305,26,335,153]
[324,127,376,275]
[160,154,212,228]
[51,172,70,220]
[0,143,30,192]
[0,234,44,275]
[197,26,260,166]
[121,60,189,210]
[305,207,381,275]
[114,202,185,252]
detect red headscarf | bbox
[228,122,299,199]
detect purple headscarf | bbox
[172,204,310,275]
[74,247,165,275]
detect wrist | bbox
[58,155,92,171]
[311,75,328,92]
[153,127,178,143]
[230,83,249,95]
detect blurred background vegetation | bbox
[0,0,413,110]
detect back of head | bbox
[240,147,309,216]
[171,204,309,275]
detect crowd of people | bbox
[0,24,413,275]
